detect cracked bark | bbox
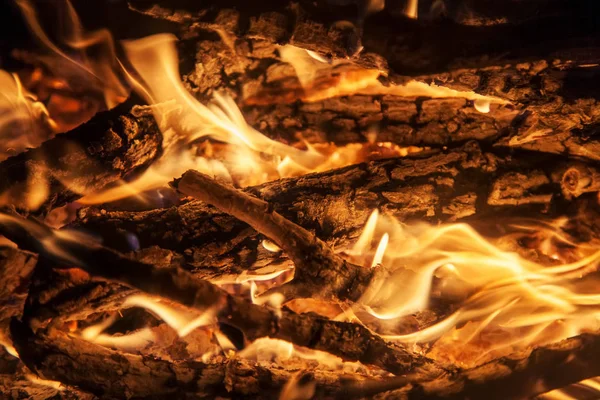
[0,96,161,214]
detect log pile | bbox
[1,0,600,398]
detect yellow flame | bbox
[80,317,155,350]
[347,211,600,364]
[0,332,19,359]
[405,0,419,19]
[238,338,364,372]
[278,45,508,107]
[0,70,56,162]
[279,372,316,400]
[262,239,282,252]
[78,34,332,204]
[580,377,600,392]
[371,232,389,268]
[122,294,216,337]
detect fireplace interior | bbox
[1,0,600,398]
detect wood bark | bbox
[0,96,161,213]
[173,11,600,162]
[129,0,600,74]
[0,215,428,375]
[12,294,600,399]
[2,0,600,397]
[25,141,594,325]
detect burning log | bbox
[0,96,161,213]
[176,169,375,301]
[11,320,399,399]
[25,141,592,325]
[0,214,430,375]
[3,0,600,398]
[8,217,600,399]
[137,5,600,162]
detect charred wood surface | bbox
[26,142,600,343]
[75,142,600,268]
[11,320,395,399]
[129,0,600,74]
[0,216,428,375]
[0,96,161,213]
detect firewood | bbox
[175,169,376,302]
[11,320,396,399]
[0,96,161,214]
[129,0,600,74]
[0,214,428,375]
[12,277,600,399]
[32,142,593,328]
[10,320,226,398]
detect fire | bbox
[277,44,508,106]
[0,70,56,161]
[1,2,500,210]
[24,374,64,391]
[279,373,316,400]
[15,0,128,109]
[239,337,366,373]
[80,316,155,350]
[121,294,216,337]
[345,211,600,367]
[0,332,19,358]
[4,2,600,396]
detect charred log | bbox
[129,0,600,74]
[0,215,429,375]
[0,96,161,213]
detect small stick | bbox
[176,170,376,301]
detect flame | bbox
[539,376,600,399]
[279,373,316,400]
[2,2,455,208]
[345,210,600,366]
[239,337,365,372]
[80,316,155,350]
[15,0,128,108]
[405,0,419,19]
[0,332,19,359]
[122,294,216,337]
[581,377,600,392]
[0,70,56,161]
[25,374,64,391]
[78,34,333,204]
[278,45,508,107]
[213,266,293,316]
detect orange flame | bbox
[15,0,128,108]
[0,70,56,161]
[345,211,600,366]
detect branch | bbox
[175,170,377,301]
